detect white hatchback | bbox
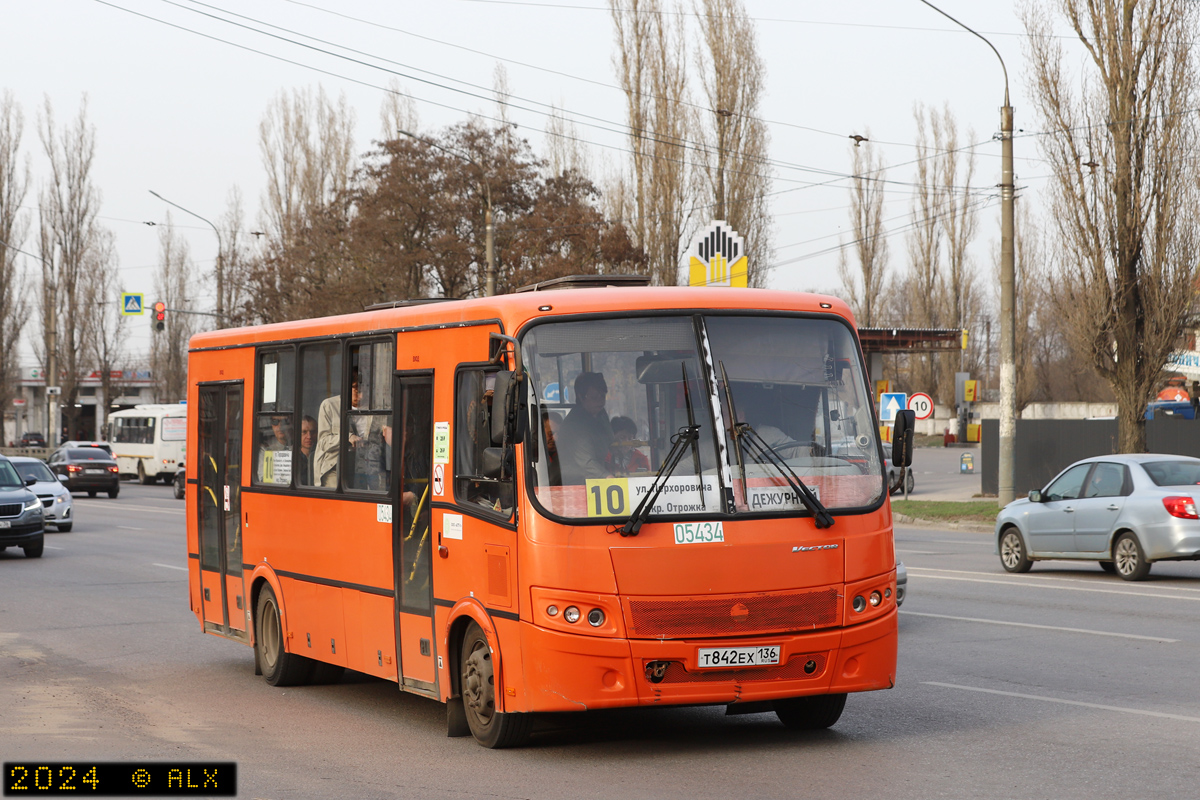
[9,456,74,532]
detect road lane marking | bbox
[153,563,187,571]
[900,610,1178,642]
[910,566,1200,592]
[118,526,145,531]
[96,504,184,515]
[44,545,64,550]
[924,682,1200,723]
[896,538,992,546]
[907,567,1200,601]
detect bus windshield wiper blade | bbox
[619,362,703,537]
[737,423,834,529]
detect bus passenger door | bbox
[197,383,248,641]
[392,372,438,697]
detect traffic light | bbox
[153,302,166,332]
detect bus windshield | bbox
[522,313,884,522]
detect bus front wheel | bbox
[773,693,847,730]
[255,585,314,687]
[460,621,532,748]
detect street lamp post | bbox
[149,190,225,328]
[397,129,495,297]
[917,0,1017,507]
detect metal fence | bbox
[982,417,1200,495]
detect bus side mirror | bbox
[491,371,527,446]
[892,409,915,468]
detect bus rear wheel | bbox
[138,462,155,485]
[460,621,531,748]
[255,585,314,687]
[773,693,847,730]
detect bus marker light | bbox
[564,606,581,624]
[547,605,559,617]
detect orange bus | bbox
[185,282,900,747]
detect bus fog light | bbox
[587,608,605,627]
[546,605,559,617]
[869,591,882,607]
[852,595,866,613]
[564,606,581,624]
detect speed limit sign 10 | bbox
[907,392,934,420]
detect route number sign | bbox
[907,392,934,420]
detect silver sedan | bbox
[995,454,1200,581]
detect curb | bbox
[893,513,993,533]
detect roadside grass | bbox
[891,499,998,525]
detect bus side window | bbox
[304,342,343,490]
[455,368,513,516]
[344,340,394,493]
[254,349,296,487]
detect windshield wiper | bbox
[736,424,835,529]
[618,363,703,537]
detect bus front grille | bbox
[625,588,839,638]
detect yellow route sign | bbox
[688,220,748,288]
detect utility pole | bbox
[149,190,225,327]
[917,0,1016,506]
[397,129,496,297]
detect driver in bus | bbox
[557,371,614,484]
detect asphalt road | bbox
[3,482,1198,799]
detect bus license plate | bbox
[696,645,781,669]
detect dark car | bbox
[0,455,46,557]
[52,441,113,456]
[48,447,120,498]
[19,431,46,448]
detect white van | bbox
[108,404,187,484]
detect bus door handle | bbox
[438,529,448,558]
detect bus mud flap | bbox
[446,695,470,737]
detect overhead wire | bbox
[168,0,983,194]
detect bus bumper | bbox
[516,610,896,713]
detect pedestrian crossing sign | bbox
[120,293,144,316]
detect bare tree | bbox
[258,85,356,247]
[836,137,888,325]
[545,103,591,179]
[1025,0,1200,451]
[694,0,773,285]
[379,79,418,141]
[150,216,195,403]
[217,187,253,327]
[611,0,694,285]
[0,91,29,419]
[80,228,125,436]
[38,96,101,441]
[933,107,980,406]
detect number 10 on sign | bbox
[907,392,934,420]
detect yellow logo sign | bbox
[688,221,748,288]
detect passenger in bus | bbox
[256,415,292,483]
[297,415,317,486]
[558,371,614,484]
[607,415,649,475]
[316,369,392,490]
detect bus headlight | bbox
[563,606,581,624]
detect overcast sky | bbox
[4,0,1054,365]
